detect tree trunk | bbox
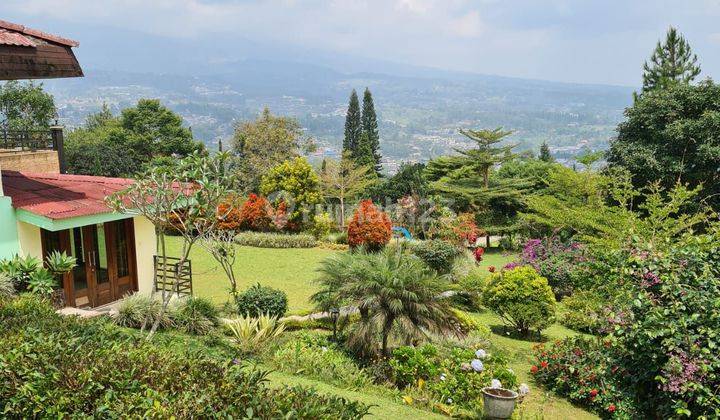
[339,196,345,228]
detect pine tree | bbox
[360,87,382,174]
[539,141,553,162]
[426,128,531,246]
[642,27,701,92]
[343,89,362,156]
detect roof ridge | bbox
[2,171,133,188]
[0,19,79,47]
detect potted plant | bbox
[481,386,519,419]
[45,251,77,308]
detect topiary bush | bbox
[234,231,317,248]
[483,266,556,336]
[347,199,391,252]
[170,296,220,335]
[235,283,288,319]
[410,239,463,275]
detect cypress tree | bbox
[539,141,553,162]
[361,87,382,174]
[642,27,701,92]
[343,89,362,156]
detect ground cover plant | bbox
[0,295,370,419]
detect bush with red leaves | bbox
[238,193,273,231]
[217,197,243,231]
[347,199,392,251]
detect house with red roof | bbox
[0,20,156,308]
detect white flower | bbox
[475,349,487,359]
[470,359,484,372]
[490,379,502,389]
[440,373,447,381]
[446,398,453,404]
[321,346,328,352]
[519,383,530,396]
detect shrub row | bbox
[0,295,370,419]
[235,231,317,248]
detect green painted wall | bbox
[0,197,20,259]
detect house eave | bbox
[16,208,136,231]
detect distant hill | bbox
[36,23,635,173]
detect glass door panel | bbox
[69,227,88,293]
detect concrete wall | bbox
[0,197,19,259]
[16,221,42,258]
[133,216,157,295]
[0,150,59,173]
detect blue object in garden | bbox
[392,226,412,240]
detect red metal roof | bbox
[1,171,133,220]
[0,19,79,47]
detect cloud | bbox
[3,0,720,85]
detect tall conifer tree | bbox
[360,87,382,174]
[343,89,362,156]
[539,141,553,162]
[642,27,701,92]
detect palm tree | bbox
[312,246,458,357]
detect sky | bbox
[3,0,720,86]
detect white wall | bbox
[16,221,42,258]
[133,216,157,295]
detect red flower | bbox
[488,265,496,273]
[474,247,485,262]
[589,389,598,398]
[540,361,548,369]
[607,404,616,413]
[530,365,538,374]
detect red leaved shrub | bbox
[238,193,273,231]
[217,196,244,231]
[347,199,392,251]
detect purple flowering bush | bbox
[535,231,720,418]
[507,236,590,298]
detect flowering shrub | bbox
[536,231,720,418]
[482,266,556,336]
[429,211,483,247]
[238,193,274,231]
[608,236,720,418]
[389,344,517,411]
[514,236,590,298]
[347,199,392,251]
[531,337,639,419]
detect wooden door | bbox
[84,224,112,306]
[43,220,139,308]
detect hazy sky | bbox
[4,0,720,86]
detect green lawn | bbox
[166,235,336,314]
[170,238,596,418]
